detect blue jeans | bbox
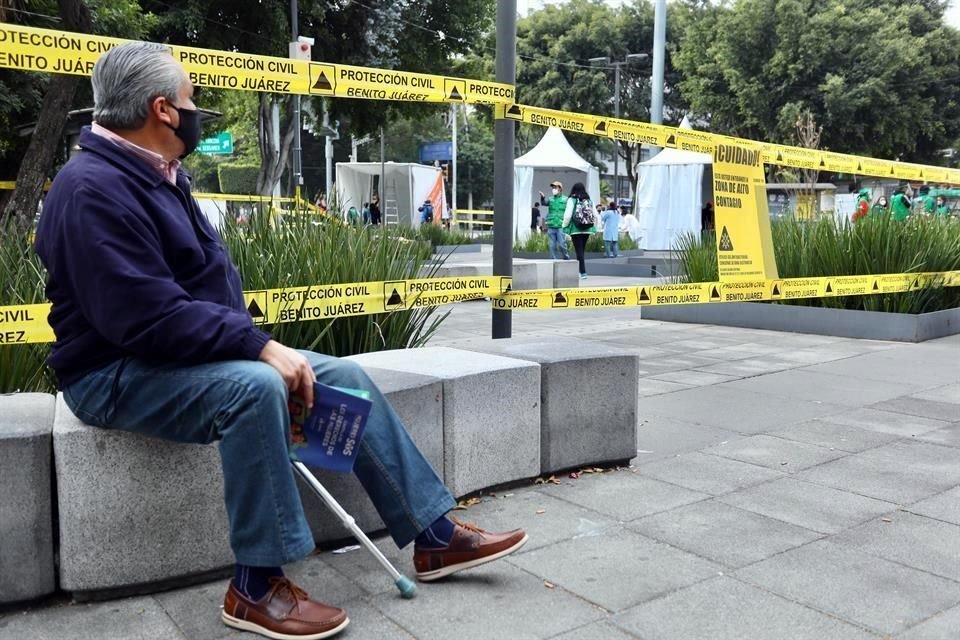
[62,351,456,567]
[604,240,619,257]
[547,227,569,260]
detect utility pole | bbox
[493,0,516,339]
[451,104,458,222]
[651,0,667,127]
[590,53,647,201]
[289,0,302,200]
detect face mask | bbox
[166,104,202,159]
[551,188,560,195]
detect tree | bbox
[675,0,960,163]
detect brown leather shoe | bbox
[413,518,528,582]
[222,577,349,640]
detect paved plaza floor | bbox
[2,298,958,640]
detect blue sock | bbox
[415,515,455,548]
[234,565,284,601]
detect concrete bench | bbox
[348,347,541,497]
[0,393,56,604]
[424,259,579,291]
[452,337,639,473]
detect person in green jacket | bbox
[562,182,597,279]
[870,194,889,217]
[539,180,570,260]
[935,195,951,217]
[890,187,913,221]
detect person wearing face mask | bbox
[35,42,527,640]
[539,180,571,259]
[870,194,890,217]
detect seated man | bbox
[35,42,527,640]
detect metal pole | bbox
[290,0,302,199]
[493,0,516,339]
[379,126,385,212]
[613,62,621,201]
[323,101,333,203]
[651,0,667,127]
[451,104,458,224]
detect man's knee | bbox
[236,362,288,401]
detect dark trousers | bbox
[572,233,589,275]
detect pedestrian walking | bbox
[539,180,570,260]
[562,182,596,279]
[601,199,620,258]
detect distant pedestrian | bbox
[852,188,871,222]
[346,206,360,226]
[870,195,889,217]
[601,199,620,258]
[362,202,371,225]
[441,205,451,230]
[891,187,912,222]
[369,194,382,225]
[531,202,542,232]
[418,199,434,225]
[701,201,715,232]
[562,182,596,279]
[539,180,570,260]
[935,194,951,216]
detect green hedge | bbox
[217,163,259,194]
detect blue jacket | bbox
[601,209,620,242]
[35,128,271,386]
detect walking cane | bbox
[292,460,417,599]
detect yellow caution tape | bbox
[0,303,55,345]
[0,24,514,105]
[492,271,960,311]
[500,103,960,184]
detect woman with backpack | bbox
[562,182,596,280]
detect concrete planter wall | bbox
[642,302,960,342]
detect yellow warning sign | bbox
[712,141,779,282]
[444,78,466,102]
[0,303,54,345]
[309,63,336,95]
[244,290,270,325]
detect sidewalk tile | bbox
[917,423,960,448]
[637,452,786,496]
[635,418,740,462]
[549,621,637,640]
[637,378,694,398]
[870,397,960,423]
[906,487,960,526]
[910,384,960,405]
[612,576,878,640]
[650,370,740,387]
[705,434,846,473]
[0,596,185,640]
[718,478,895,534]
[816,407,948,437]
[897,605,960,640]
[507,527,720,612]
[736,541,960,635]
[370,562,604,640]
[538,469,709,522]
[797,441,960,504]
[629,501,821,569]
[833,513,960,582]
[771,419,900,453]
[722,370,920,407]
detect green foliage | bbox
[222,211,449,357]
[515,231,637,253]
[674,217,960,314]
[0,220,54,393]
[674,0,960,163]
[217,164,259,195]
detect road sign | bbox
[419,141,452,163]
[198,132,234,155]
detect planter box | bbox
[434,243,491,255]
[641,302,960,343]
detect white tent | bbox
[514,127,601,241]
[633,117,713,250]
[335,162,446,227]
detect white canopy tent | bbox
[335,162,446,227]
[514,127,601,241]
[633,117,714,250]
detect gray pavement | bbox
[2,299,958,640]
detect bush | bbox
[673,216,960,314]
[217,163,259,194]
[222,208,449,356]
[514,231,637,253]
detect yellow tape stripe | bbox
[3,272,959,346]
[500,103,960,185]
[0,24,514,105]
[492,272,960,311]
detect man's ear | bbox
[153,96,175,127]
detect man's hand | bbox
[538,190,544,199]
[259,340,316,408]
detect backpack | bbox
[573,198,594,230]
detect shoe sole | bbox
[416,533,529,582]
[221,612,349,640]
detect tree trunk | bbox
[256,94,297,197]
[1,0,93,230]
[621,141,638,196]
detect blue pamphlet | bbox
[289,382,372,473]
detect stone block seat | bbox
[452,337,639,473]
[348,347,541,497]
[0,393,56,604]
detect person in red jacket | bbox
[852,188,871,222]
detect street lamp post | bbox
[590,53,648,202]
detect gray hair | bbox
[92,41,186,130]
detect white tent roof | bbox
[516,127,594,171]
[638,116,712,166]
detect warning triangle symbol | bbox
[710,286,721,301]
[554,292,567,304]
[507,104,522,116]
[772,284,781,296]
[247,299,265,318]
[313,71,333,92]
[912,278,920,289]
[666,134,676,146]
[387,288,404,306]
[890,167,896,175]
[777,152,783,162]
[449,86,463,101]
[920,170,924,178]
[819,158,826,167]
[873,280,880,291]
[718,226,734,251]
[505,284,513,292]
[825,282,833,294]
[639,288,650,303]
[595,121,607,133]
[857,163,863,171]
